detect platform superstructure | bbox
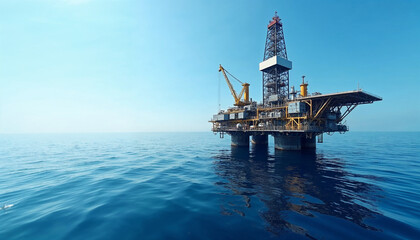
[210,13,382,150]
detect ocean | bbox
[0,132,419,239]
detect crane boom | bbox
[219,64,250,107]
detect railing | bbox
[212,124,348,133]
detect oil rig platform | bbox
[210,13,382,150]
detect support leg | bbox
[274,135,301,150]
[230,133,249,147]
[251,135,268,146]
[301,137,316,149]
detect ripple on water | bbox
[0,132,419,240]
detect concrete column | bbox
[251,135,268,145]
[301,137,316,149]
[230,133,249,147]
[274,135,301,150]
[231,146,250,160]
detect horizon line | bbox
[0,130,419,135]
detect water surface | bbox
[0,132,419,239]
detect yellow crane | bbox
[219,64,250,107]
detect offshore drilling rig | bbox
[210,13,382,150]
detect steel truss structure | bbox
[263,12,289,105]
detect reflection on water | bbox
[213,146,381,236]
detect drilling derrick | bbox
[210,13,382,150]
[261,12,292,105]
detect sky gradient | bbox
[0,0,419,133]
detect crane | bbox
[219,64,250,107]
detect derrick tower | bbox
[260,12,292,105]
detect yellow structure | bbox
[243,83,250,103]
[219,65,250,107]
[300,76,308,97]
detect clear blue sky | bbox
[0,0,419,133]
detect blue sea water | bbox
[0,132,419,239]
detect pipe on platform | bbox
[251,135,268,145]
[230,133,249,147]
